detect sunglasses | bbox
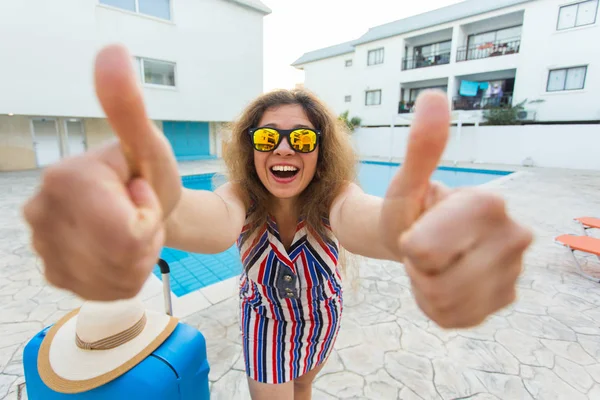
[249,127,321,153]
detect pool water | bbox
[154,162,511,296]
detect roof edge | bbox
[224,0,272,15]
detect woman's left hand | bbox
[379,91,533,329]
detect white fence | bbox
[352,124,600,170]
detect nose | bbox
[273,137,294,156]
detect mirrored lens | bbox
[290,129,317,152]
[253,128,279,151]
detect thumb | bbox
[94,44,160,175]
[387,90,450,201]
[94,44,181,214]
[127,178,163,239]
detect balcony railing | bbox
[457,38,521,62]
[402,51,451,70]
[453,93,513,110]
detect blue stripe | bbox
[291,299,304,378]
[243,301,251,375]
[319,299,338,364]
[256,312,265,382]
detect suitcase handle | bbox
[157,258,173,316]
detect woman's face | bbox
[253,104,319,200]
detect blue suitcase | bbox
[23,260,210,399]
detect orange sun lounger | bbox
[555,234,600,283]
[575,217,600,236]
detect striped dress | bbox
[237,215,343,384]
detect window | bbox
[547,66,587,91]
[557,0,598,30]
[365,90,382,106]
[100,0,171,20]
[345,60,353,67]
[345,95,352,102]
[367,48,384,66]
[136,58,176,87]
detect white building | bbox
[292,0,600,127]
[0,0,270,171]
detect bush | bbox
[482,100,526,125]
[339,110,362,132]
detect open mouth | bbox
[270,165,299,181]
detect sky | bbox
[260,0,465,92]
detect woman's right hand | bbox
[22,44,182,301]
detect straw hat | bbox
[38,297,178,394]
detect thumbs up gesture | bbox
[380,91,533,329]
[22,45,181,301]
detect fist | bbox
[22,45,181,301]
[380,91,533,328]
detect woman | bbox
[23,45,532,399]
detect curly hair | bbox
[223,88,357,247]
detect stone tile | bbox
[319,349,344,375]
[471,371,533,400]
[399,386,427,400]
[588,384,600,399]
[363,291,400,314]
[359,260,392,281]
[364,369,403,400]
[0,374,17,399]
[346,302,396,327]
[432,359,486,399]
[338,344,384,376]
[312,388,337,400]
[588,364,600,384]
[508,312,577,341]
[399,319,447,357]
[495,329,554,368]
[551,293,597,312]
[200,277,238,305]
[361,321,401,352]
[540,339,596,365]
[27,302,58,323]
[210,369,251,400]
[459,315,511,341]
[446,336,520,375]
[553,357,594,393]
[0,322,43,348]
[183,312,227,341]
[548,307,600,335]
[334,318,364,350]
[584,307,600,324]
[578,334,600,360]
[314,371,365,398]
[384,351,438,400]
[514,288,553,315]
[521,365,588,400]
[206,340,242,382]
[0,345,18,372]
[0,300,38,324]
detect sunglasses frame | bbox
[248,126,322,153]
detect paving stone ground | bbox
[1,160,600,399]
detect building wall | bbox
[515,0,600,121]
[0,116,36,171]
[299,0,600,125]
[0,0,265,122]
[353,124,600,170]
[302,54,356,117]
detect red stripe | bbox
[316,301,333,364]
[285,298,296,381]
[241,225,267,262]
[261,284,278,384]
[270,243,295,272]
[301,252,314,374]
[257,256,268,284]
[308,226,336,264]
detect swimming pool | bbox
[154,162,511,296]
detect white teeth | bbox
[271,165,298,172]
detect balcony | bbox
[402,50,451,71]
[457,37,521,62]
[453,93,513,110]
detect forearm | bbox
[164,185,246,254]
[330,184,401,262]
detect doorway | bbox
[65,119,86,157]
[32,118,61,167]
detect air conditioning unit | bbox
[516,110,537,121]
